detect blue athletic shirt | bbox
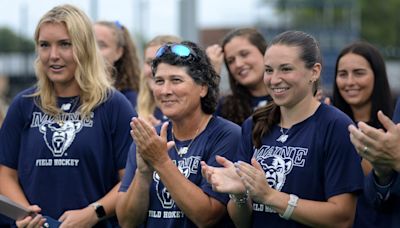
[120,116,241,228]
[238,103,364,227]
[120,88,138,115]
[0,87,135,227]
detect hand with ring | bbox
[348,111,400,172]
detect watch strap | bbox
[279,194,298,220]
[91,202,106,220]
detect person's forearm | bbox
[265,191,356,227]
[227,199,252,228]
[116,170,152,228]
[154,159,225,227]
[0,165,30,207]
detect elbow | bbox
[116,197,137,228]
[193,218,221,228]
[330,208,356,228]
[192,209,226,228]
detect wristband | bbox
[280,194,298,220]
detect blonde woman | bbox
[0,4,134,227]
[137,35,181,125]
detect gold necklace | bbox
[171,116,210,157]
[172,127,200,157]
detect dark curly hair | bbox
[151,41,220,114]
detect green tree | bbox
[267,0,400,56]
[0,27,34,53]
[360,0,400,48]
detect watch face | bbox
[93,203,106,218]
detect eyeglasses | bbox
[155,43,197,60]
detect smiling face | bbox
[152,63,207,120]
[224,36,265,90]
[37,22,79,95]
[94,24,123,67]
[263,44,319,109]
[336,53,374,109]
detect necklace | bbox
[57,96,80,126]
[276,121,290,143]
[171,115,210,157]
[172,127,200,157]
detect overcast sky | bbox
[0,0,272,41]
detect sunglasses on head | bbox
[155,43,197,60]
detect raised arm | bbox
[206,44,224,76]
[131,118,226,227]
[117,143,153,227]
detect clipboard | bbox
[0,194,61,227]
[0,195,33,220]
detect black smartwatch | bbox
[91,202,106,220]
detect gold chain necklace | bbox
[171,115,211,157]
[172,127,200,157]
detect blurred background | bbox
[0,0,399,104]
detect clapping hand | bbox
[201,155,246,194]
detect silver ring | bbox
[363,146,369,154]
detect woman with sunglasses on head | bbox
[207,28,271,125]
[201,31,364,227]
[137,35,182,126]
[94,20,141,110]
[117,41,241,228]
[0,5,134,227]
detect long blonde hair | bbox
[136,35,181,118]
[31,4,111,117]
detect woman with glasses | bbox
[201,31,364,227]
[94,20,141,110]
[0,4,134,227]
[207,28,271,125]
[116,41,241,228]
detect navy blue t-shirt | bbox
[215,95,272,116]
[120,88,138,116]
[0,87,135,226]
[354,97,400,228]
[238,103,364,227]
[120,116,241,228]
